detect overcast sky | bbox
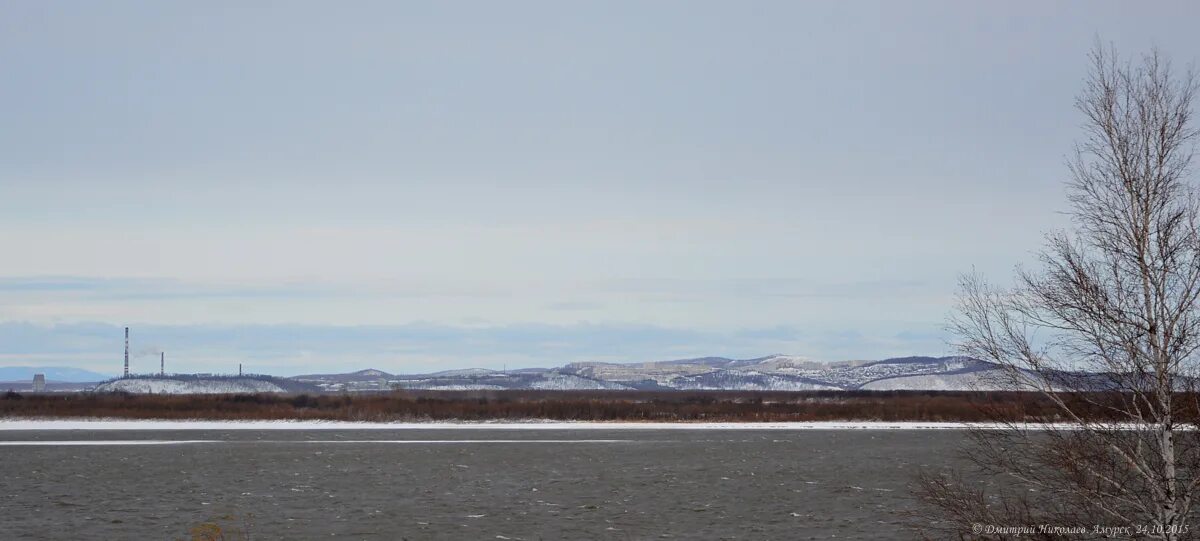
[3,1,1199,376]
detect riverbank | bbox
[0,418,1016,430]
[0,389,1081,423]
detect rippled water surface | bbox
[0,429,966,540]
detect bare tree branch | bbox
[919,43,1200,540]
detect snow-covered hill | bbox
[94,377,290,394]
[553,355,1001,391]
[292,355,1012,392]
[859,371,993,391]
[527,374,630,390]
[80,355,1017,394]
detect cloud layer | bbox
[3,3,1195,372]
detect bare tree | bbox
[915,45,1200,540]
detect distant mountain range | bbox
[3,355,1010,393]
[292,355,1002,392]
[0,366,112,383]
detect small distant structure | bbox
[32,374,45,392]
[239,363,243,377]
[160,352,165,376]
[123,327,130,378]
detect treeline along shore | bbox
[0,390,1160,423]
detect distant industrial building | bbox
[123,326,130,378]
[32,374,45,392]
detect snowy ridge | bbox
[551,355,1003,391]
[94,378,289,394]
[401,384,507,391]
[291,355,1010,392]
[82,355,1011,394]
[528,374,630,390]
[860,371,989,391]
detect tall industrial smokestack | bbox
[160,352,164,376]
[123,327,130,378]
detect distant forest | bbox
[0,390,1138,423]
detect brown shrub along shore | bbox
[0,390,1151,423]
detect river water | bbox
[0,428,968,540]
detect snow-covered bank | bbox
[0,440,219,445]
[0,439,630,445]
[0,419,1020,431]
